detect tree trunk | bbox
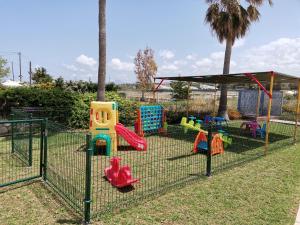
[217,38,232,120]
[97,0,106,101]
[141,90,145,102]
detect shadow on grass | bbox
[164,125,293,155]
[102,176,136,193]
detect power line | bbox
[11,61,15,81]
[18,52,22,82]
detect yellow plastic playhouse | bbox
[89,101,147,156]
[89,101,118,155]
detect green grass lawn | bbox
[1,143,300,225]
[1,121,300,224]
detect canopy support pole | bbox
[186,82,191,118]
[152,78,156,102]
[245,73,272,98]
[265,72,275,155]
[213,84,217,116]
[153,78,165,102]
[256,87,261,120]
[293,79,300,143]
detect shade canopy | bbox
[156,71,300,86]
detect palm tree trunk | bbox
[217,38,232,119]
[97,0,106,101]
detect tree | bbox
[205,0,272,119]
[0,57,10,80]
[32,67,53,84]
[134,47,158,101]
[55,76,65,89]
[97,0,106,101]
[170,81,191,100]
[105,82,119,92]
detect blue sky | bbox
[1,0,300,83]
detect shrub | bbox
[0,87,139,128]
[228,109,242,120]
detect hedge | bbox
[0,87,139,128]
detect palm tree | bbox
[97,0,106,101]
[205,0,272,119]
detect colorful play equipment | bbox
[104,157,138,188]
[193,131,225,155]
[115,123,147,151]
[204,115,227,130]
[240,120,266,138]
[90,101,147,155]
[135,105,167,137]
[256,122,267,138]
[218,132,233,148]
[180,116,207,133]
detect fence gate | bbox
[0,119,45,187]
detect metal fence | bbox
[1,113,299,223]
[0,119,44,188]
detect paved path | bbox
[270,119,300,126]
[295,204,300,225]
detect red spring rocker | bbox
[104,157,138,188]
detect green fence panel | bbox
[0,119,44,188]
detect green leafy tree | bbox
[134,47,158,101]
[0,57,10,80]
[105,82,119,92]
[32,67,53,84]
[170,81,190,100]
[205,0,272,119]
[55,76,65,89]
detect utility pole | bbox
[11,61,15,81]
[29,61,32,86]
[18,52,22,82]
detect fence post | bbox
[84,133,92,224]
[43,118,48,181]
[40,119,45,177]
[10,114,15,154]
[28,114,33,167]
[206,122,212,177]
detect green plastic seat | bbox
[92,133,112,156]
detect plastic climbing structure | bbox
[135,105,167,137]
[193,131,224,155]
[90,101,119,156]
[90,101,147,156]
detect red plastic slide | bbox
[115,123,147,151]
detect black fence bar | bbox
[206,122,212,177]
[84,134,93,224]
[43,119,48,181]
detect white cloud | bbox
[221,38,246,49]
[186,54,197,60]
[159,50,175,60]
[110,58,134,71]
[210,51,224,60]
[195,58,213,67]
[61,37,299,83]
[237,37,300,74]
[173,60,187,66]
[233,39,246,48]
[161,64,179,71]
[63,64,78,72]
[76,54,97,67]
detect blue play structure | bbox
[204,115,228,131]
[135,105,167,136]
[256,123,267,138]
